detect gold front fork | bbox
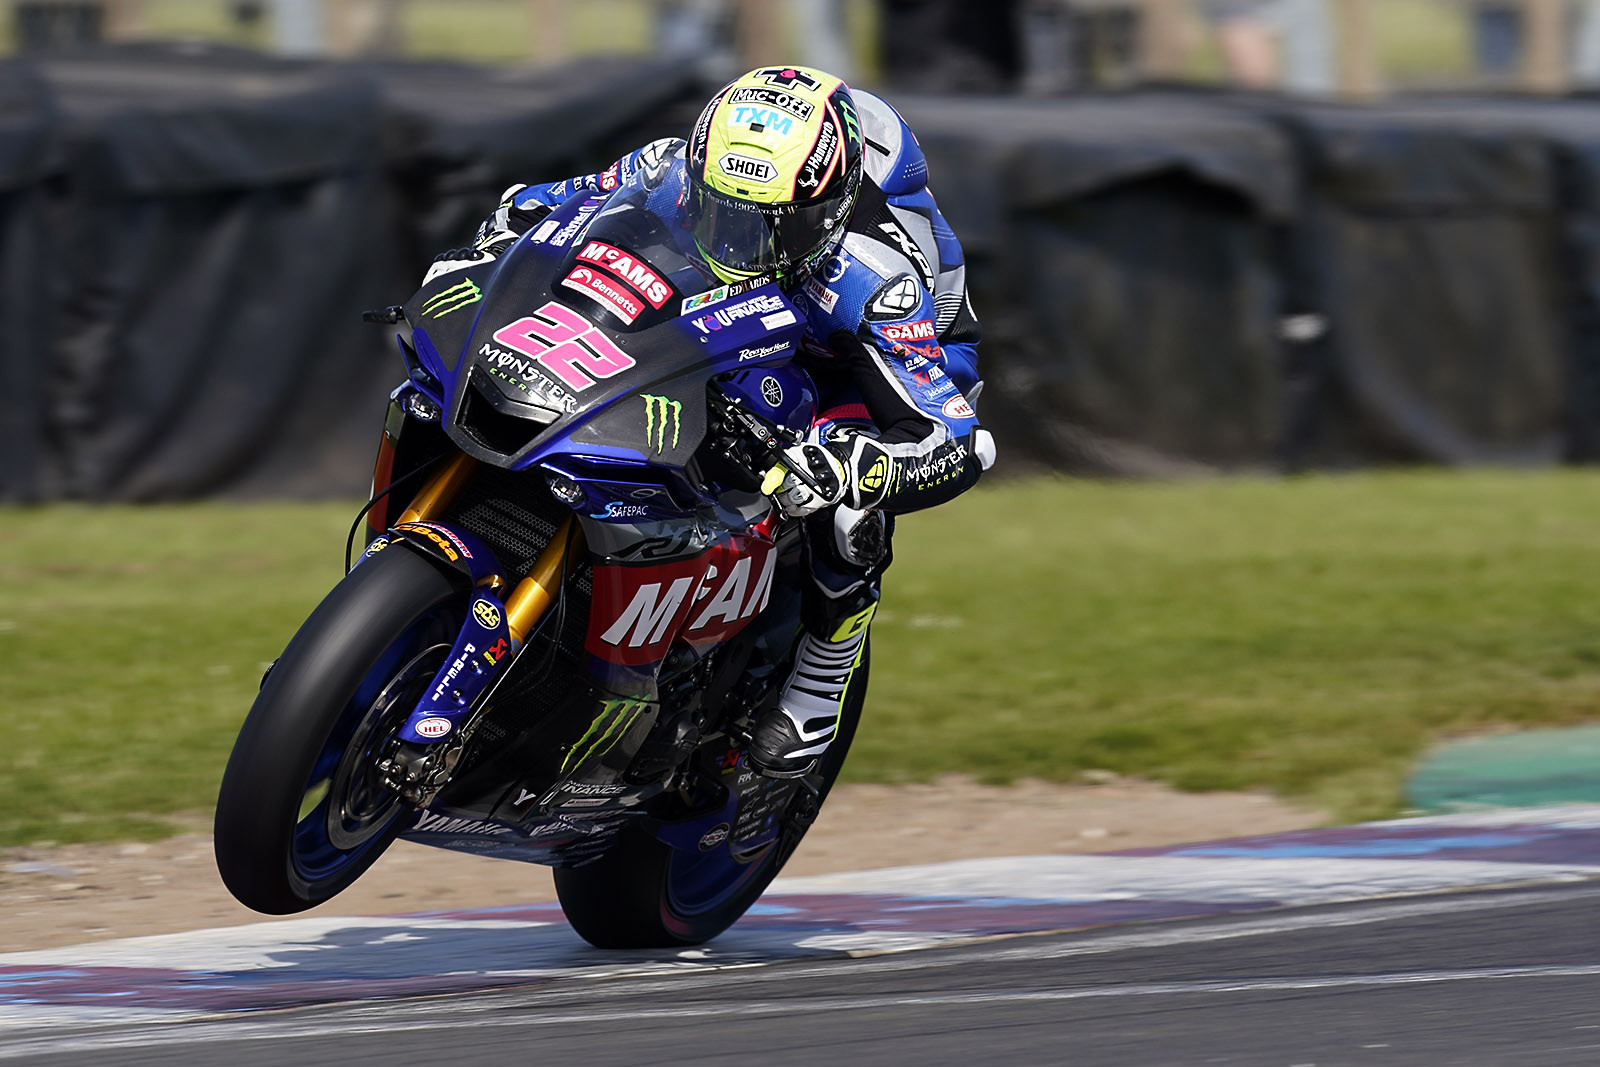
[506,514,582,644]
[397,452,477,527]
[396,450,583,645]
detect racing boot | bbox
[749,613,872,777]
[749,506,885,778]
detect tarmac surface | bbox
[5,882,1600,1065]
[6,807,1600,1065]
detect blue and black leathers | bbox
[473,90,990,516]
[466,90,993,774]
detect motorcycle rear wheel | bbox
[553,648,868,948]
[214,545,460,914]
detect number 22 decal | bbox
[492,301,635,392]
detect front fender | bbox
[376,520,507,588]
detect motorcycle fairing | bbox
[585,534,777,668]
[382,170,831,867]
[398,175,808,477]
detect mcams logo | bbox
[642,394,682,454]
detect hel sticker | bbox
[942,395,976,419]
[472,599,502,629]
[718,152,777,183]
[761,309,797,329]
[415,717,452,739]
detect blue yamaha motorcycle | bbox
[213,169,864,948]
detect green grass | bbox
[856,470,1600,820]
[4,469,1600,847]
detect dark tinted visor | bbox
[689,181,846,276]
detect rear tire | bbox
[214,546,461,914]
[554,648,868,948]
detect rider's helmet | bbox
[686,65,864,287]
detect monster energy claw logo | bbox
[421,279,483,318]
[837,94,859,146]
[642,394,682,454]
[560,698,648,773]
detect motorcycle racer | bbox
[437,65,995,777]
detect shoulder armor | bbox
[854,90,927,195]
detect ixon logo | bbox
[642,394,681,454]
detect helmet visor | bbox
[689,181,849,278]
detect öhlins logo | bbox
[642,394,681,454]
[421,279,482,318]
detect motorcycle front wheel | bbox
[214,545,461,914]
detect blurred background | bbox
[8,0,1600,850]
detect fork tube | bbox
[396,452,477,525]
[505,514,584,645]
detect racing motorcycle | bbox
[213,168,865,948]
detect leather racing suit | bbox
[465,89,994,770]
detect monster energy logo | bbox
[421,279,482,318]
[642,394,682,454]
[837,94,860,145]
[560,698,648,773]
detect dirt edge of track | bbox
[0,775,1322,952]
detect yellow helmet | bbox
[686,65,864,285]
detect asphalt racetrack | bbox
[6,808,1600,1065]
[5,883,1600,1066]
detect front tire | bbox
[214,546,461,914]
[554,648,868,948]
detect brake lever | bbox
[711,392,826,495]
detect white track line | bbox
[5,883,1595,1056]
[7,964,1600,1059]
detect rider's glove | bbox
[422,247,494,286]
[768,434,894,517]
[769,442,847,518]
